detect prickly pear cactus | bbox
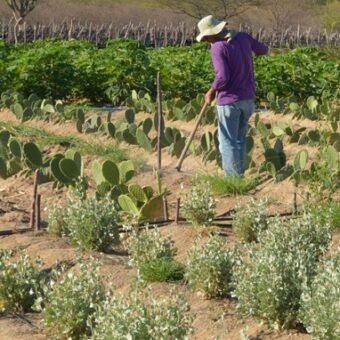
[23,142,43,169]
[125,109,135,124]
[136,128,153,153]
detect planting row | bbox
[0,39,338,104]
[1,203,339,339]
[1,90,339,199]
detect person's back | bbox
[211,32,268,106]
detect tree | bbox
[159,0,263,21]
[5,0,38,43]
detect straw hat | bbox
[196,15,227,42]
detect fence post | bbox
[175,198,181,224]
[157,72,163,172]
[30,170,39,229]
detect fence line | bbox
[0,20,339,47]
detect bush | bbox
[233,212,332,329]
[47,203,67,237]
[140,259,185,283]
[65,192,120,252]
[185,235,236,298]
[300,255,340,339]
[309,201,340,231]
[232,198,268,243]
[126,227,176,270]
[91,290,193,340]
[181,181,216,227]
[0,250,45,313]
[35,259,105,339]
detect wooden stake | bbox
[30,170,39,229]
[293,192,297,214]
[163,194,169,221]
[175,198,181,224]
[35,194,41,231]
[157,72,163,171]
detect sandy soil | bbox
[0,108,337,340]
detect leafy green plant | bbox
[34,258,105,339]
[47,203,67,237]
[232,198,268,243]
[140,259,185,283]
[197,174,257,196]
[185,235,236,298]
[91,289,193,340]
[125,227,176,270]
[300,255,340,340]
[65,191,120,252]
[233,211,332,329]
[308,201,340,231]
[0,250,45,313]
[181,180,216,227]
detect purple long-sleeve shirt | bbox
[211,32,268,105]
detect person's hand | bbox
[205,88,216,105]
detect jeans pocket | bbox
[217,105,240,120]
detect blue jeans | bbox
[217,100,255,177]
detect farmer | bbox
[197,15,268,176]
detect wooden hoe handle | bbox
[175,102,209,172]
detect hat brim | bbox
[196,21,226,42]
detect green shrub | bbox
[47,203,67,237]
[35,259,105,339]
[300,255,340,340]
[181,181,216,227]
[185,235,236,298]
[309,201,340,230]
[233,212,332,329]
[91,290,193,340]
[126,227,176,269]
[65,193,120,252]
[232,198,268,243]
[198,174,257,196]
[140,259,185,283]
[0,250,45,313]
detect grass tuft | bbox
[196,173,257,196]
[140,259,185,283]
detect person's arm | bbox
[248,34,269,56]
[205,42,230,104]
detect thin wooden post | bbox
[30,170,39,229]
[35,194,41,231]
[163,194,169,221]
[293,192,297,214]
[175,198,181,224]
[157,72,163,171]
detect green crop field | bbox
[0,33,339,340]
